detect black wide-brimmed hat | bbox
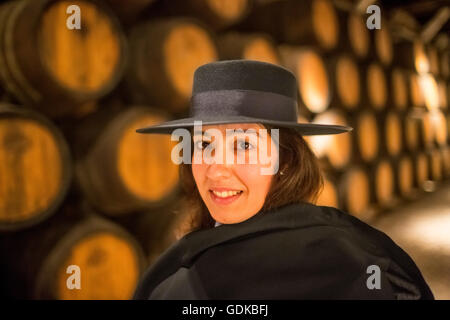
[136,60,352,135]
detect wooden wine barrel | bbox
[362,62,388,111]
[217,32,280,64]
[413,152,429,189]
[316,175,339,208]
[74,105,180,216]
[162,0,251,30]
[0,103,72,232]
[390,68,409,111]
[394,154,414,198]
[327,53,361,111]
[239,0,339,51]
[0,203,146,299]
[430,110,448,147]
[372,19,393,66]
[427,148,443,182]
[337,9,370,60]
[338,165,371,218]
[409,72,425,108]
[403,112,420,152]
[381,110,403,157]
[348,109,380,163]
[420,112,435,149]
[438,79,448,110]
[279,45,330,114]
[369,158,395,209]
[0,0,126,118]
[394,40,430,73]
[308,109,352,170]
[420,73,440,111]
[126,18,218,113]
[103,0,156,24]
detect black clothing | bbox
[133,202,434,300]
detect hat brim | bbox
[136,116,352,135]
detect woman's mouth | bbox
[209,189,243,205]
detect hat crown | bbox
[192,60,297,99]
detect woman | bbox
[133,60,434,299]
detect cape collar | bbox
[180,202,336,265]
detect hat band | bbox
[190,89,298,122]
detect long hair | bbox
[173,124,324,237]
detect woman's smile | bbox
[209,188,244,205]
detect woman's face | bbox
[191,123,279,224]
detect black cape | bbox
[133,202,434,299]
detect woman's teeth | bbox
[211,190,242,198]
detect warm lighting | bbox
[419,73,439,111]
[298,51,329,113]
[307,134,331,157]
[308,112,345,157]
[402,206,450,253]
[414,41,429,74]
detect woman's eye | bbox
[236,140,254,151]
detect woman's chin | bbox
[209,208,261,225]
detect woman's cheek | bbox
[235,164,272,191]
[192,164,206,191]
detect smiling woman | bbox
[180,122,323,228]
[132,60,434,300]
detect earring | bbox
[280,171,285,176]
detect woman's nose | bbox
[205,163,233,180]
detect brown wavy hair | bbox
[173,124,324,237]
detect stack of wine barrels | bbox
[240,0,450,221]
[0,0,448,299]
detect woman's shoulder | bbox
[280,202,434,299]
